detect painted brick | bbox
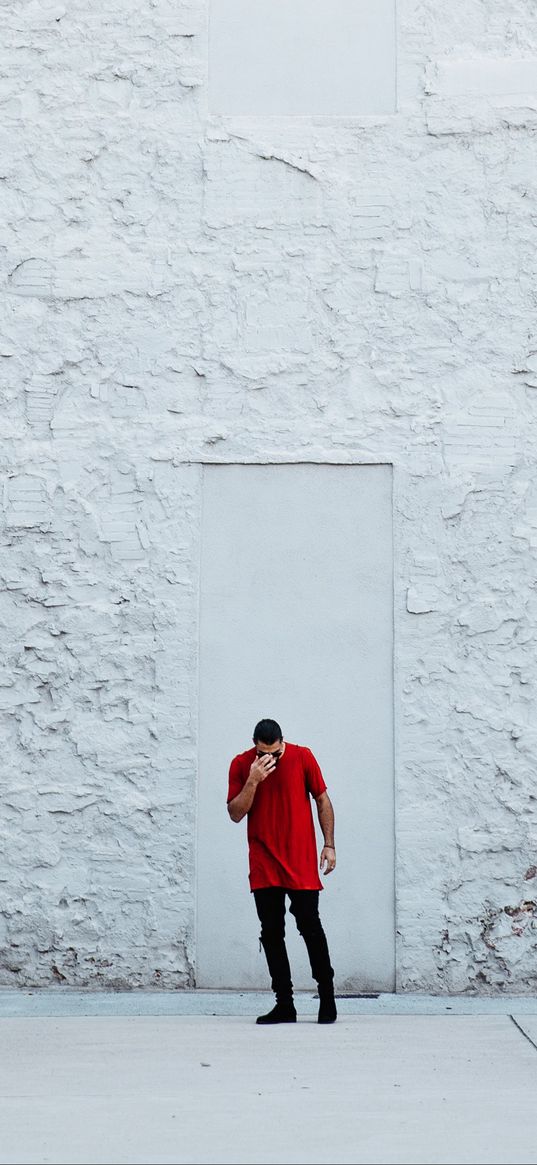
[0,0,535,996]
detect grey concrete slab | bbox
[0,1014,537,1164]
[2,989,537,1017]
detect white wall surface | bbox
[197,464,394,991]
[1,0,537,992]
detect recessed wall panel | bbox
[197,463,395,991]
[209,0,397,116]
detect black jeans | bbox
[253,887,335,1001]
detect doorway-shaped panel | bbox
[197,464,395,991]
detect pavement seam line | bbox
[509,1014,537,1053]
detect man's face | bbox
[255,739,284,764]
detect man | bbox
[227,718,337,1025]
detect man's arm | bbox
[315,791,336,874]
[227,753,276,823]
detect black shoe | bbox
[318,991,337,1024]
[256,1001,297,1024]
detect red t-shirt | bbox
[227,742,327,891]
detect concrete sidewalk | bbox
[1,991,537,1165]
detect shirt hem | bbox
[249,882,324,892]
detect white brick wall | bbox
[1,0,536,992]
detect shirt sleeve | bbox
[227,755,245,804]
[303,747,327,799]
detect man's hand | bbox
[320,845,336,875]
[228,753,277,823]
[249,754,277,785]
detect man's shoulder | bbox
[230,746,256,769]
[285,743,318,768]
[294,744,324,773]
[292,743,313,758]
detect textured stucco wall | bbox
[1,1,537,991]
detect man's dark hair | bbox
[253,718,283,745]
